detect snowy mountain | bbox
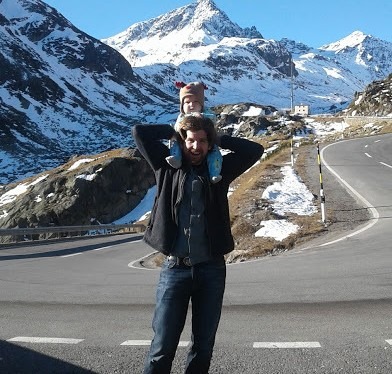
[1,0,392,186]
[282,31,392,111]
[0,0,177,184]
[104,0,392,113]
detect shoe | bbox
[166,155,182,169]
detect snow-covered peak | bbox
[320,30,370,52]
[104,0,248,45]
[102,0,262,66]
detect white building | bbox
[294,104,310,116]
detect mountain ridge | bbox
[103,1,392,114]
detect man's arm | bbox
[132,124,176,171]
[219,135,264,182]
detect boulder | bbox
[0,148,155,231]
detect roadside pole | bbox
[290,137,294,167]
[316,143,326,224]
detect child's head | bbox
[176,81,207,114]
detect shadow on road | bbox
[0,234,143,261]
[0,340,96,373]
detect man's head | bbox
[177,81,206,114]
[177,115,217,166]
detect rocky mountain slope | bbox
[0,0,177,185]
[345,73,392,116]
[0,147,155,238]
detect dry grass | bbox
[226,138,326,263]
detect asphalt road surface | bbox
[1,134,391,373]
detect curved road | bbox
[0,134,391,373]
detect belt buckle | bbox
[168,255,192,267]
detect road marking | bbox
[128,251,160,271]
[61,245,114,258]
[253,342,321,349]
[7,336,84,344]
[380,162,392,169]
[121,340,151,346]
[386,340,392,345]
[93,245,113,251]
[61,252,82,258]
[120,340,189,347]
[364,152,372,158]
[312,141,380,249]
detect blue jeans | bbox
[143,257,226,374]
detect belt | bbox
[167,255,192,267]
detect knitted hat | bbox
[175,81,207,114]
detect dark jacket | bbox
[132,124,264,256]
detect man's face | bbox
[182,129,211,165]
[183,95,202,114]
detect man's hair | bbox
[178,115,217,146]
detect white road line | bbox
[93,245,113,251]
[253,342,321,349]
[380,162,392,169]
[386,339,392,345]
[61,245,115,258]
[313,141,380,248]
[364,152,372,158]
[121,340,151,346]
[7,336,84,344]
[128,251,160,271]
[120,340,189,347]
[61,252,82,258]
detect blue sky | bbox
[44,0,391,47]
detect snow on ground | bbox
[0,174,48,208]
[255,219,299,241]
[113,186,157,224]
[255,165,318,240]
[304,117,349,137]
[67,158,96,171]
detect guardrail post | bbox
[316,143,326,225]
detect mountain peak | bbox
[196,0,218,8]
[103,0,262,53]
[320,30,370,51]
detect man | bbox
[133,115,264,374]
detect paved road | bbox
[1,134,391,373]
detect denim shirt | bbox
[172,168,212,265]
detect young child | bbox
[166,81,223,183]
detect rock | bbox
[0,148,155,232]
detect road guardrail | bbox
[0,223,145,245]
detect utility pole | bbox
[290,60,294,113]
